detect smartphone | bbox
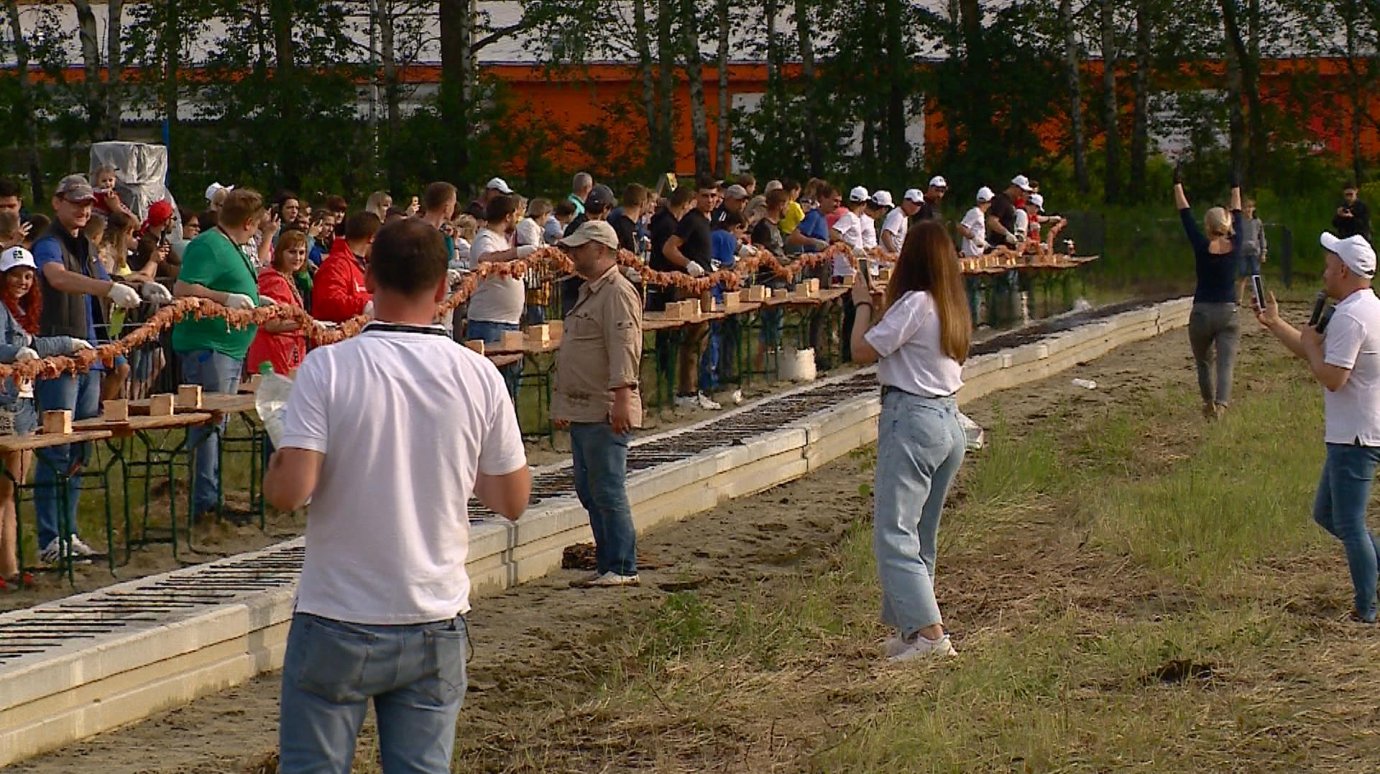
[857,257,871,280]
[1250,274,1265,311]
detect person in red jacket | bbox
[312,211,380,322]
[247,230,309,375]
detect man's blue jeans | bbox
[873,390,966,638]
[1313,443,1380,621]
[467,320,522,401]
[278,613,468,774]
[181,350,242,515]
[571,422,637,576]
[33,371,101,547]
[698,322,724,393]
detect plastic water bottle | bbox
[1071,378,1097,390]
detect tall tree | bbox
[439,0,475,182]
[794,0,822,175]
[1128,0,1153,200]
[69,0,105,139]
[1099,0,1121,202]
[714,0,731,176]
[4,0,44,200]
[632,0,662,170]
[682,0,712,176]
[882,0,909,175]
[1061,0,1090,193]
[104,0,123,139]
[1219,0,1265,184]
[655,0,678,171]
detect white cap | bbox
[1011,175,1033,192]
[903,188,924,203]
[848,186,870,203]
[0,246,37,273]
[764,180,783,193]
[976,186,995,203]
[870,190,894,208]
[485,177,514,194]
[1028,193,1045,212]
[204,182,233,203]
[1321,232,1376,278]
[928,176,948,190]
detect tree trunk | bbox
[1099,0,1120,203]
[269,0,294,70]
[380,0,403,190]
[1220,0,1264,186]
[633,0,661,170]
[1344,4,1365,183]
[655,0,677,171]
[4,0,43,202]
[70,0,104,139]
[1221,4,1246,181]
[957,0,993,160]
[1128,0,1151,200]
[161,0,180,182]
[883,0,908,172]
[104,0,123,140]
[1061,0,1089,193]
[682,0,712,178]
[763,0,779,156]
[714,0,731,177]
[438,0,473,181]
[795,0,822,175]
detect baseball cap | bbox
[1028,193,1045,212]
[724,184,749,200]
[485,177,514,195]
[928,176,948,190]
[55,175,95,204]
[585,184,616,211]
[1321,232,1376,278]
[902,188,924,204]
[0,246,37,273]
[204,181,233,203]
[144,199,175,232]
[1011,175,1033,192]
[976,186,995,203]
[764,180,783,194]
[558,220,619,251]
[870,190,894,208]
[848,186,870,203]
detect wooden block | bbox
[742,285,768,303]
[804,278,821,294]
[176,384,203,409]
[102,399,129,421]
[841,274,856,287]
[548,320,564,339]
[42,410,72,436]
[699,296,714,315]
[878,267,893,281]
[723,293,743,310]
[772,287,789,299]
[526,324,551,345]
[501,330,525,350]
[464,339,485,355]
[149,394,175,417]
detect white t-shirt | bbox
[864,290,964,397]
[832,210,862,277]
[515,217,544,248]
[960,207,987,257]
[467,226,525,324]
[881,207,908,252]
[280,324,526,624]
[860,214,878,250]
[1323,289,1380,445]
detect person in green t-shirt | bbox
[172,188,271,521]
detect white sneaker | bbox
[888,633,957,662]
[695,392,722,410]
[582,571,641,587]
[675,395,699,410]
[67,535,99,557]
[729,389,744,405]
[39,537,95,565]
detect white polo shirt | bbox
[1323,288,1380,446]
[881,207,908,251]
[280,323,527,624]
[960,207,987,257]
[860,213,878,250]
[864,290,964,397]
[832,210,862,277]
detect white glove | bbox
[1004,231,1019,246]
[69,339,93,353]
[447,269,462,286]
[363,300,375,318]
[223,293,256,310]
[14,347,38,362]
[516,245,538,259]
[140,282,173,305]
[974,239,988,252]
[106,282,141,309]
[685,262,706,277]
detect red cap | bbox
[143,199,174,233]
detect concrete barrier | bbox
[0,297,1193,767]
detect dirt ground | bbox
[8,313,1223,774]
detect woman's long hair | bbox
[885,220,972,364]
[4,270,41,335]
[273,230,309,273]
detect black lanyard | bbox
[362,322,450,337]
[216,226,258,283]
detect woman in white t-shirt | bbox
[848,220,972,661]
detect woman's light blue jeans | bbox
[1313,443,1380,622]
[181,350,242,515]
[873,389,966,638]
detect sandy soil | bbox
[7,313,1220,773]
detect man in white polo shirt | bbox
[1258,232,1380,623]
[881,189,922,254]
[264,218,531,772]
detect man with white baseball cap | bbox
[917,176,948,221]
[1258,231,1380,622]
[882,190,924,253]
[987,176,1029,247]
[463,177,516,220]
[959,187,995,258]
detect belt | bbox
[881,385,956,400]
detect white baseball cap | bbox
[928,176,948,190]
[485,177,514,194]
[870,190,894,208]
[902,188,924,203]
[1028,193,1045,212]
[204,182,233,203]
[848,186,870,203]
[1011,175,1033,192]
[1321,232,1376,278]
[0,246,37,273]
[976,186,995,203]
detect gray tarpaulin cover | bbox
[88,142,178,224]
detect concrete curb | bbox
[0,297,1192,766]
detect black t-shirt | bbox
[675,209,713,270]
[988,193,1017,234]
[710,204,728,229]
[607,213,639,253]
[1334,199,1372,240]
[649,210,679,273]
[564,213,588,237]
[750,218,785,259]
[915,201,938,222]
